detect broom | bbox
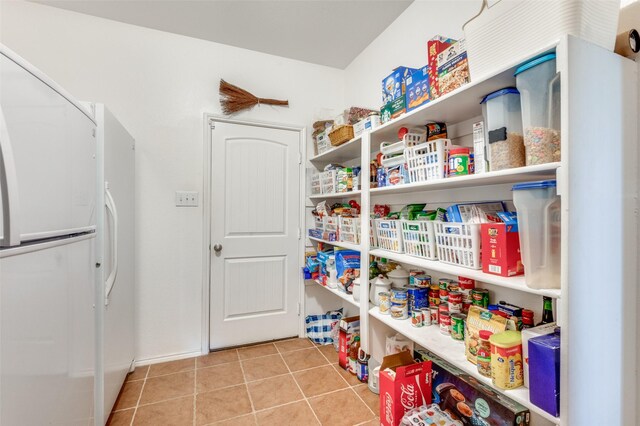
[219,79,289,115]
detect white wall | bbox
[0,0,345,362]
[344,0,482,108]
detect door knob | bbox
[213,244,222,252]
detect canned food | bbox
[451,313,466,340]
[428,290,440,306]
[409,270,426,286]
[407,287,429,313]
[458,276,476,289]
[439,278,453,290]
[391,288,408,303]
[439,288,449,302]
[420,307,431,326]
[430,306,439,324]
[439,311,451,335]
[471,288,490,308]
[448,291,463,314]
[411,310,423,327]
[448,284,460,293]
[430,283,440,292]
[379,292,390,315]
[463,303,472,314]
[390,304,408,320]
[438,303,449,318]
[413,274,431,288]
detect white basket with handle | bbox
[320,170,337,194]
[401,220,438,260]
[339,217,361,244]
[405,139,451,184]
[433,221,482,269]
[380,130,427,156]
[323,216,339,233]
[310,174,322,195]
[463,0,620,81]
[369,218,378,248]
[375,219,404,253]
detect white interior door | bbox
[209,120,301,349]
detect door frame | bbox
[201,114,307,354]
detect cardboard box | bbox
[338,316,360,370]
[522,323,557,388]
[380,97,406,124]
[382,67,418,104]
[405,66,431,112]
[446,201,506,223]
[427,35,456,99]
[528,330,561,417]
[380,351,432,426]
[353,114,381,136]
[481,220,524,277]
[473,121,487,174]
[415,349,530,426]
[437,39,470,96]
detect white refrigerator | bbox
[0,45,97,425]
[91,103,136,425]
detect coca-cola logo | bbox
[400,383,417,409]
[384,392,393,424]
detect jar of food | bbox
[448,147,471,176]
[476,330,493,378]
[489,330,524,389]
[481,87,525,171]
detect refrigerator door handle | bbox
[0,106,21,247]
[105,182,119,304]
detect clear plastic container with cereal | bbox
[481,87,525,171]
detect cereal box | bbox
[382,67,418,104]
[380,97,406,124]
[405,66,431,112]
[427,35,456,99]
[437,39,470,96]
[481,217,524,277]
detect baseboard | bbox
[134,350,204,367]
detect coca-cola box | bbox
[338,316,360,370]
[415,349,530,425]
[379,351,432,426]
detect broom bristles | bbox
[219,79,288,115]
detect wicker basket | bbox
[328,125,354,147]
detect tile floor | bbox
[107,338,380,426]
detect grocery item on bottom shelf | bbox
[489,330,524,390]
[521,323,557,388]
[338,316,360,370]
[415,349,531,426]
[348,335,361,374]
[386,333,414,356]
[380,351,432,426]
[528,329,561,417]
[401,404,462,426]
[465,306,511,364]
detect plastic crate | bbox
[433,221,481,269]
[320,170,337,194]
[405,139,451,184]
[374,219,403,253]
[316,131,332,155]
[369,218,378,248]
[401,220,437,260]
[323,216,339,233]
[339,217,361,244]
[314,216,324,231]
[310,174,321,195]
[380,131,427,156]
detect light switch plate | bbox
[175,191,199,207]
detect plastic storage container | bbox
[512,180,561,289]
[481,87,525,171]
[515,54,561,166]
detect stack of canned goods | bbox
[410,307,432,327]
[379,291,391,315]
[390,288,408,319]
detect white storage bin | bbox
[320,170,337,194]
[316,131,332,155]
[323,216,339,233]
[463,0,620,80]
[310,174,322,195]
[401,220,437,260]
[339,217,361,244]
[380,131,427,156]
[369,218,378,248]
[374,219,404,253]
[314,216,324,230]
[512,180,561,289]
[405,139,451,184]
[434,221,481,269]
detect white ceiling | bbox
[29,0,414,69]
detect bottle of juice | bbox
[348,336,360,375]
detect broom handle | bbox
[257,98,289,106]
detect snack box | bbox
[405,66,431,112]
[316,250,333,285]
[381,97,406,124]
[338,316,360,370]
[521,323,557,388]
[446,201,507,223]
[481,213,524,277]
[382,66,418,104]
[353,114,381,136]
[415,349,530,426]
[427,35,456,99]
[472,121,487,174]
[308,228,323,239]
[380,351,432,426]
[437,39,470,97]
[528,329,561,417]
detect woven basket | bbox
[328,125,354,146]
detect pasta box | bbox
[437,38,470,96]
[338,316,360,370]
[481,212,524,277]
[427,35,456,99]
[379,350,432,426]
[380,97,406,124]
[382,66,418,104]
[415,349,530,426]
[405,66,431,112]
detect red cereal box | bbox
[380,351,432,426]
[427,35,456,99]
[481,221,524,277]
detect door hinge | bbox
[298,152,302,164]
[297,228,301,240]
[297,302,301,316]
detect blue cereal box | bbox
[528,330,561,417]
[382,66,418,104]
[405,66,431,112]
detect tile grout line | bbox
[277,349,323,425]
[129,363,150,426]
[193,355,199,426]
[238,352,257,417]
